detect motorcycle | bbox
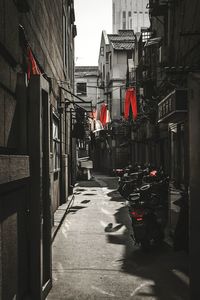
[117,164,147,198]
[128,177,169,250]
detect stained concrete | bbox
[47,174,189,300]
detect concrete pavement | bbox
[47,174,189,300]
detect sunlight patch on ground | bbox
[100,220,108,228]
[101,208,113,215]
[91,285,115,297]
[130,281,155,297]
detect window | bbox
[113,3,115,24]
[128,11,131,17]
[123,22,126,29]
[110,54,112,70]
[106,52,109,63]
[77,82,87,96]
[100,46,104,56]
[123,11,126,18]
[52,117,60,171]
[130,19,132,29]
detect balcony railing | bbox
[158,89,188,123]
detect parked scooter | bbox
[128,175,169,250]
[118,164,149,199]
[117,164,137,196]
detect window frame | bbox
[76,82,87,96]
[52,113,61,172]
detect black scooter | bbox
[128,177,169,250]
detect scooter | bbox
[118,165,151,199]
[128,178,169,250]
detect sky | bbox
[74,0,112,66]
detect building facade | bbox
[74,66,99,159]
[112,0,150,33]
[0,0,76,299]
[94,30,135,172]
[75,66,99,108]
[126,1,200,297]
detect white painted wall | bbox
[75,72,99,107]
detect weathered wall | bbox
[0,0,76,298]
[113,51,127,79]
[188,73,200,299]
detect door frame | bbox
[28,75,52,299]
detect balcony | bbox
[158,89,188,123]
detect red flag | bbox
[124,88,137,120]
[27,46,41,80]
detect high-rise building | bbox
[112,0,150,33]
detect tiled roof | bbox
[75,66,98,72]
[118,30,135,37]
[111,42,134,50]
[107,30,134,50]
[108,35,134,42]
[75,66,98,77]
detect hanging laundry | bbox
[27,46,41,80]
[124,88,137,120]
[100,103,108,126]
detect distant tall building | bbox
[112,0,150,33]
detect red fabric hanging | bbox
[124,88,137,120]
[100,103,108,126]
[27,46,41,80]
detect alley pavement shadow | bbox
[105,223,123,233]
[83,193,97,196]
[77,180,101,187]
[75,188,87,192]
[68,205,86,214]
[105,204,189,300]
[107,190,124,202]
[81,200,91,204]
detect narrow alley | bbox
[47,175,189,300]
